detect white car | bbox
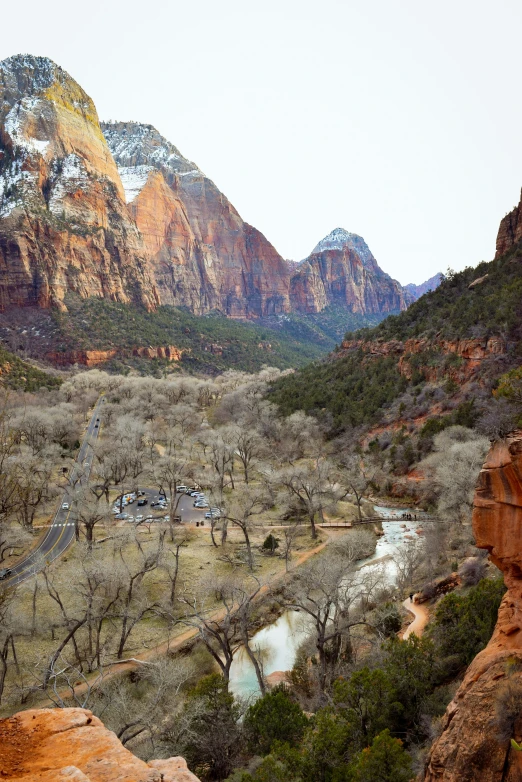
[62,502,69,510]
[135,515,144,522]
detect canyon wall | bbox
[423,433,522,782]
[102,121,292,317]
[0,706,199,781]
[0,55,159,312]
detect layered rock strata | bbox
[423,433,522,782]
[0,706,199,781]
[0,55,159,312]
[102,121,291,317]
[0,56,416,323]
[289,228,410,315]
[46,345,183,367]
[340,335,507,384]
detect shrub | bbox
[244,686,308,756]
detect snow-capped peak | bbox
[311,228,376,267]
[101,121,203,179]
[312,228,361,253]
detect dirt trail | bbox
[49,530,335,703]
[401,596,429,639]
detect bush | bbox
[349,729,413,782]
[458,557,487,586]
[431,576,506,668]
[262,534,280,555]
[244,686,308,756]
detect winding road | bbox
[3,397,105,587]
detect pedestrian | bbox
[410,592,414,602]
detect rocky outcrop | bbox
[290,229,410,315]
[340,335,507,384]
[496,189,522,258]
[46,345,183,367]
[102,122,291,318]
[0,55,159,312]
[0,707,199,781]
[423,434,522,782]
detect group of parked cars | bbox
[175,486,222,519]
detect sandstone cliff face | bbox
[290,229,410,315]
[496,189,522,258]
[0,707,199,781]
[423,434,522,782]
[0,55,158,312]
[0,57,416,324]
[102,121,291,317]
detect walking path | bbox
[401,596,429,639]
[49,529,335,703]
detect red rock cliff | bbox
[0,706,199,781]
[423,434,522,782]
[496,189,522,258]
[102,122,291,318]
[0,55,159,312]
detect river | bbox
[229,505,424,699]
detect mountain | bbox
[0,54,415,370]
[269,203,522,440]
[101,121,292,317]
[0,54,159,311]
[289,228,410,315]
[404,272,442,300]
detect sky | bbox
[1,0,521,284]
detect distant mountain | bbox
[404,272,443,300]
[289,228,410,315]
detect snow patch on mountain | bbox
[0,54,56,93]
[48,154,89,213]
[102,121,203,178]
[4,98,49,157]
[0,160,37,217]
[311,228,376,268]
[118,165,154,203]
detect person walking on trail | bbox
[410,592,414,602]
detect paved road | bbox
[3,397,105,587]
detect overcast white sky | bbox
[1,0,520,284]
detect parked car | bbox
[151,500,163,508]
[0,568,12,580]
[176,485,188,493]
[62,502,69,510]
[190,491,204,497]
[137,490,146,497]
[135,515,144,522]
[115,513,130,520]
[137,498,148,506]
[205,509,222,519]
[194,501,209,508]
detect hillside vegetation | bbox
[269,245,522,443]
[0,344,61,392]
[47,296,384,375]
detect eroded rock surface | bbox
[0,707,200,781]
[0,55,159,312]
[423,434,522,781]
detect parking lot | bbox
[113,487,214,526]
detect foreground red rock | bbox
[0,707,199,782]
[423,434,522,781]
